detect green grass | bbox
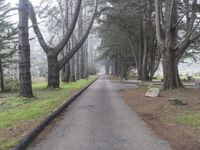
[172,112,200,129]
[193,75,200,79]
[0,138,19,150]
[153,75,163,80]
[0,76,96,150]
[153,75,200,81]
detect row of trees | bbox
[21,0,98,97]
[1,0,200,95]
[0,0,99,97]
[96,0,160,81]
[96,0,200,90]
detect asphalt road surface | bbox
[28,76,171,150]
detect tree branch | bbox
[169,0,176,28]
[58,0,98,70]
[0,7,18,18]
[173,0,197,28]
[54,0,83,55]
[155,0,164,47]
[29,2,51,53]
[175,19,200,50]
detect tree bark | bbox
[120,57,127,80]
[79,49,84,78]
[0,59,4,92]
[61,0,70,83]
[70,35,76,82]
[76,52,80,80]
[105,63,110,75]
[70,56,76,82]
[18,0,33,97]
[162,50,183,90]
[77,7,84,79]
[47,55,59,88]
[62,63,70,82]
[84,41,89,78]
[111,57,116,76]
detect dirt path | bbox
[120,87,200,150]
[28,76,171,150]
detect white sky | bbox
[6,0,49,62]
[6,0,50,40]
[5,0,200,73]
[6,0,42,6]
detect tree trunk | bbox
[62,63,70,82]
[105,63,110,75]
[61,0,70,83]
[70,57,76,82]
[47,55,60,88]
[60,44,71,82]
[70,35,76,82]
[78,7,84,79]
[155,0,188,90]
[79,48,84,78]
[121,58,128,80]
[84,44,89,78]
[113,55,117,76]
[76,52,80,80]
[0,59,4,92]
[82,7,89,79]
[137,71,143,80]
[162,50,183,90]
[111,58,115,76]
[18,0,33,98]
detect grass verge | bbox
[0,76,96,150]
[172,112,200,129]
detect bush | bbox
[89,65,98,75]
[4,78,19,91]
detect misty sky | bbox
[7,0,42,6]
[5,0,200,74]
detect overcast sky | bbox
[5,0,200,74]
[7,0,42,6]
[6,0,48,63]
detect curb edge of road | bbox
[12,77,99,150]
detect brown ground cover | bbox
[120,87,200,150]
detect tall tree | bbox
[18,0,33,97]
[155,0,200,89]
[29,0,98,88]
[59,0,71,83]
[127,0,160,81]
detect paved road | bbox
[28,76,171,150]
